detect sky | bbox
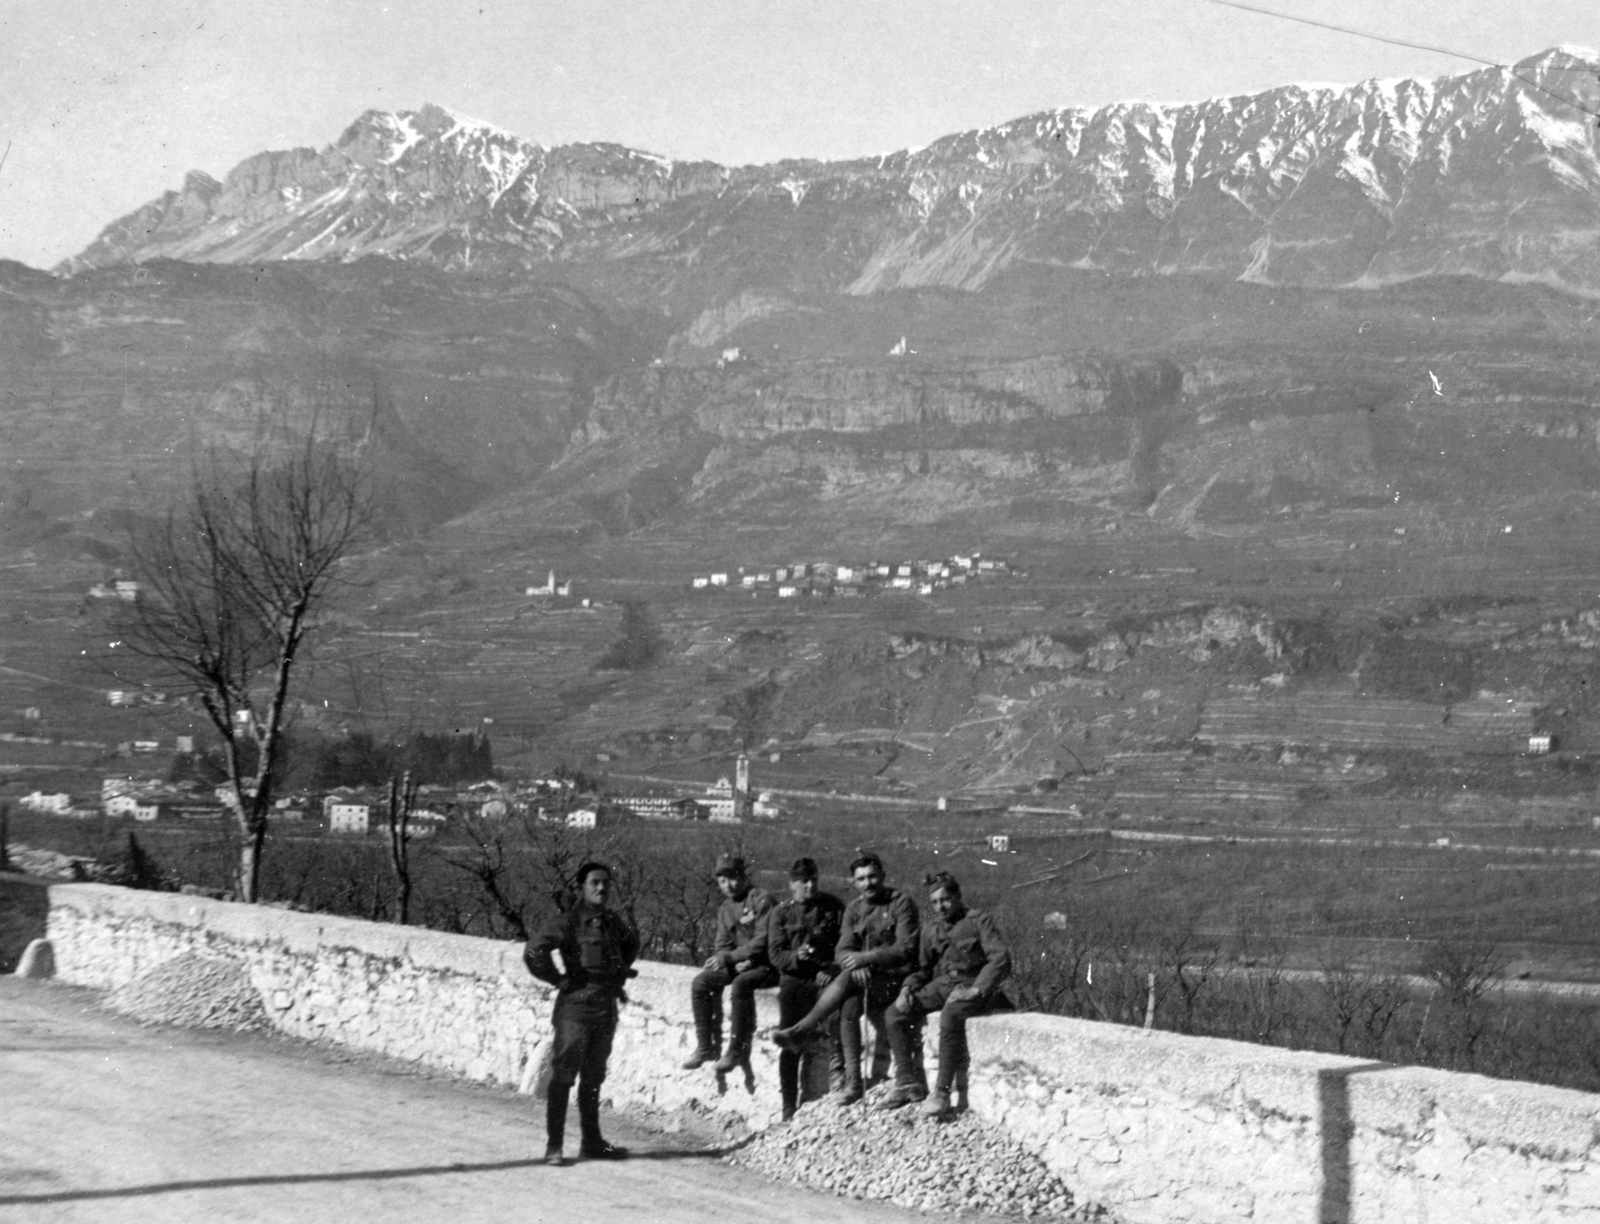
[0,0,1594,269]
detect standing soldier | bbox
[765,856,847,1120]
[524,860,640,1165]
[882,871,1011,1116]
[770,852,918,1103]
[684,853,778,1073]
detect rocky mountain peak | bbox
[60,48,1600,301]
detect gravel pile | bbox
[104,953,270,1032]
[729,1087,1102,1220]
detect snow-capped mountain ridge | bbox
[63,49,1600,301]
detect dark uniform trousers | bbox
[690,963,779,1058]
[839,971,904,1089]
[549,984,619,1089]
[775,974,844,1113]
[886,974,991,1092]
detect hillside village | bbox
[16,752,779,837]
[690,552,1019,598]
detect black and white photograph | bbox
[2,2,1598,1220]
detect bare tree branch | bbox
[113,434,370,901]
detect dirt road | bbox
[0,978,935,1224]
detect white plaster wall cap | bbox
[1343,1065,1600,1160]
[970,1011,1600,1162]
[390,926,519,980]
[312,915,415,964]
[49,882,198,925]
[968,1012,1361,1103]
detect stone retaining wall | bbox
[37,882,1600,1222]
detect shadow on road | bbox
[0,1148,725,1206]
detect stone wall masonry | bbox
[43,882,793,1125]
[39,882,1600,1223]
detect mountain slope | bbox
[62,50,1600,304]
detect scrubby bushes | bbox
[1001,918,1600,1091]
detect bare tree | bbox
[116,435,368,902]
[383,770,420,925]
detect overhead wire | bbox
[1204,0,1600,123]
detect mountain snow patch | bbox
[381,113,424,165]
[1516,93,1595,153]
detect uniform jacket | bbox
[904,905,1011,997]
[834,887,920,975]
[766,892,846,978]
[713,886,777,965]
[524,902,641,998]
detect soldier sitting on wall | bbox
[524,860,640,1165]
[765,856,847,1121]
[881,871,1011,1117]
[770,852,919,1104]
[684,853,778,1073]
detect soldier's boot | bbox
[874,1081,928,1111]
[682,1047,717,1070]
[683,1026,721,1069]
[576,1083,628,1160]
[543,1083,570,1165]
[909,1017,927,1089]
[836,1071,864,1106]
[770,1020,814,1053]
[827,1030,847,1094]
[836,1009,865,1103]
[715,1018,753,1073]
[954,1065,970,1114]
[867,1026,894,1088]
[684,987,722,1069]
[921,1088,953,1119]
[778,1051,800,1121]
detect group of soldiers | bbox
[522,851,1011,1166]
[687,851,1012,1121]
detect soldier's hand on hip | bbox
[734,959,753,973]
[703,953,725,971]
[949,984,981,1003]
[814,970,834,988]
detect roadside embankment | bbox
[31,880,1600,1223]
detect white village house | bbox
[324,797,371,834]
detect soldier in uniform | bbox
[770,852,919,1103]
[764,856,847,1120]
[524,860,640,1165]
[683,853,777,1073]
[881,871,1011,1116]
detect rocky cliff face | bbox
[580,356,1187,442]
[63,50,1600,302]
